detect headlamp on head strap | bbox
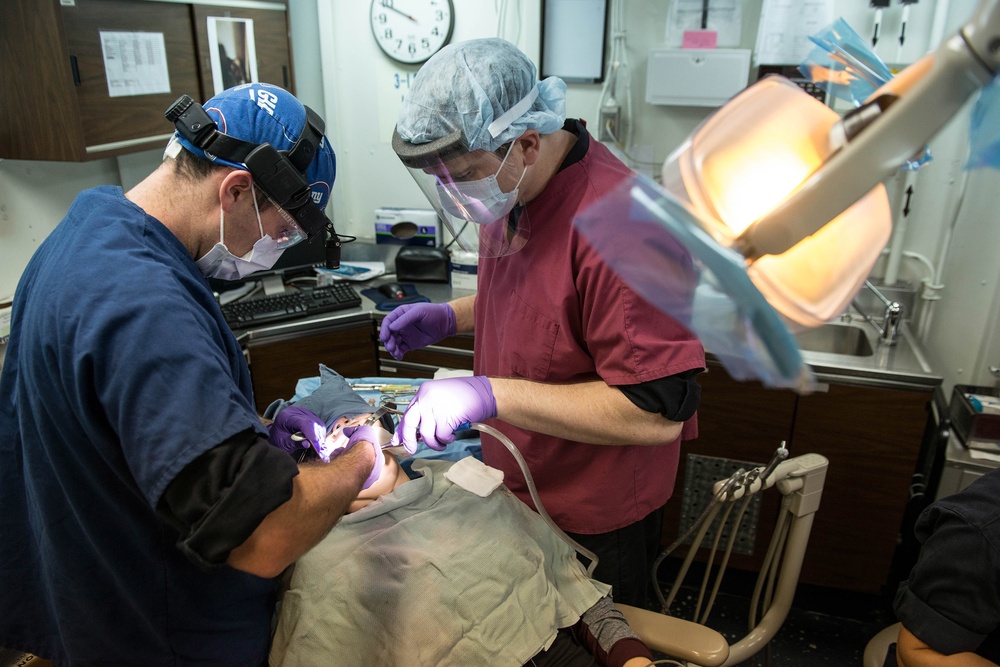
[165,95,341,265]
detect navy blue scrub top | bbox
[0,186,275,665]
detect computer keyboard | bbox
[221,283,362,328]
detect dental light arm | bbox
[735,0,1000,260]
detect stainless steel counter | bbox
[230,242,941,391]
[936,431,999,499]
[796,323,941,391]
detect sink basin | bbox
[793,323,874,357]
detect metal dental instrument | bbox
[365,402,405,425]
[349,383,414,392]
[749,441,790,487]
[289,401,405,445]
[365,403,406,452]
[318,402,405,452]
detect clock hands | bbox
[380,0,417,23]
[371,0,452,64]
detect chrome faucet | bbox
[851,280,902,346]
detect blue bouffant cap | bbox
[396,38,566,153]
[172,82,336,211]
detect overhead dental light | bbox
[678,0,1000,326]
[577,0,1000,389]
[661,75,893,328]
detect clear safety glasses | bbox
[264,193,310,250]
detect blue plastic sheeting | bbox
[968,76,1000,171]
[799,17,931,171]
[800,18,893,107]
[574,173,817,392]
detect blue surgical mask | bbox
[438,146,527,226]
[196,183,284,280]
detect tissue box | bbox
[949,384,1000,446]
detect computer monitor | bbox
[208,232,327,293]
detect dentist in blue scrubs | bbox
[0,83,381,665]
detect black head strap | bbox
[286,107,324,172]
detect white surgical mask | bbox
[438,145,527,226]
[196,183,284,280]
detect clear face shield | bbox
[392,128,530,258]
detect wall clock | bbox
[370,0,455,65]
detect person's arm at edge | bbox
[447,294,476,333]
[227,442,374,578]
[442,293,686,445]
[570,595,655,667]
[491,377,683,445]
[897,624,999,667]
[623,658,653,667]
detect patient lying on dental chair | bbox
[266,366,654,667]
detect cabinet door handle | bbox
[70,54,81,86]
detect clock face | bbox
[370,0,455,65]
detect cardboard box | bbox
[374,208,440,247]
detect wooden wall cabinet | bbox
[663,360,932,596]
[191,4,294,100]
[1,0,291,162]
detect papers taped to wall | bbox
[0,302,11,344]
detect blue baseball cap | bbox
[172,82,337,212]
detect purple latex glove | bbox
[379,302,456,360]
[391,376,497,454]
[341,424,385,490]
[268,406,327,457]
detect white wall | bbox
[0,158,124,301]
[1,0,997,392]
[287,0,325,117]
[923,165,1000,390]
[314,0,741,241]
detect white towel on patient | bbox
[270,459,609,667]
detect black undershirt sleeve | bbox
[156,428,299,572]
[617,369,703,422]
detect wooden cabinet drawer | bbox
[248,323,378,413]
[377,333,475,377]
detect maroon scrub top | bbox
[474,132,706,534]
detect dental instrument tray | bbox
[221,283,362,328]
